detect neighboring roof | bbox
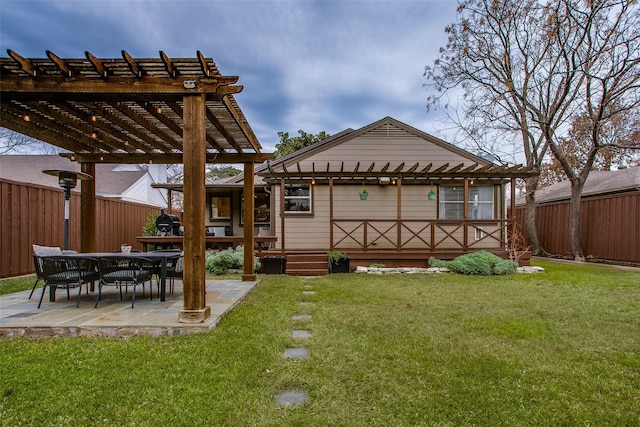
[518,166,640,205]
[0,50,269,165]
[246,117,537,183]
[0,154,148,196]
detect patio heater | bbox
[42,169,93,250]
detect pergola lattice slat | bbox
[259,161,538,182]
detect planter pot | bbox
[359,193,368,200]
[262,255,286,274]
[329,257,350,273]
[121,245,132,254]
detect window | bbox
[468,186,494,219]
[439,185,493,220]
[209,196,231,220]
[284,183,312,213]
[240,191,271,224]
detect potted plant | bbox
[359,185,368,200]
[328,251,350,273]
[120,244,132,254]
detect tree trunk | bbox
[524,176,544,255]
[568,178,585,261]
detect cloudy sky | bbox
[1,0,459,152]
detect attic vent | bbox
[364,124,411,139]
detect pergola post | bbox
[242,162,256,281]
[179,93,211,323]
[80,162,96,253]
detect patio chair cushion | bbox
[33,244,63,256]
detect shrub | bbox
[429,251,517,275]
[428,257,450,269]
[142,212,158,236]
[369,263,386,268]
[205,246,261,275]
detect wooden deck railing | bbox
[331,219,513,252]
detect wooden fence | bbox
[510,191,639,263]
[1,179,160,278]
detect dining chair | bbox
[29,254,46,300]
[95,256,154,308]
[164,253,183,294]
[150,250,183,294]
[36,256,99,309]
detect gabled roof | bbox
[250,117,537,183]
[525,167,640,204]
[0,154,150,196]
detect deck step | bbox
[285,252,328,276]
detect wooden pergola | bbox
[260,160,538,211]
[0,50,273,323]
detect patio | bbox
[0,51,274,322]
[0,278,256,338]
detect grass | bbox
[1,260,639,426]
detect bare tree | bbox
[542,0,640,259]
[0,127,62,154]
[425,0,640,259]
[540,109,640,186]
[424,0,572,255]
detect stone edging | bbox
[354,266,545,274]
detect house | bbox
[512,166,640,263]
[0,155,168,207]
[252,117,538,273]
[151,117,535,274]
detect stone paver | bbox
[292,329,312,339]
[276,390,308,407]
[284,348,310,359]
[292,314,311,320]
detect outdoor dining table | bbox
[53,251,183,303]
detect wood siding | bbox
[296,123,478,170]
[1,179,159,278]
[510,192,640,263]
[273,183,508,252]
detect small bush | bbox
[428,257,450,269]
[429,251,517,275]
[205,246,261,275]
[328,251,348,263]
[142,212,159,236]
[369,263,386,268]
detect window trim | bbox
[209,194,232,221]
[283,183,313,214]
[438,184,494,220]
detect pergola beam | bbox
[61,152,274,164]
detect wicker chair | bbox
[96,256,154,308]
[36,255,99,309]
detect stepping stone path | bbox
[276,285,315,408]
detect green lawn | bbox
[1,260,639,426]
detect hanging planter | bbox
[428,182,437,200]
[359,185,368,200]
